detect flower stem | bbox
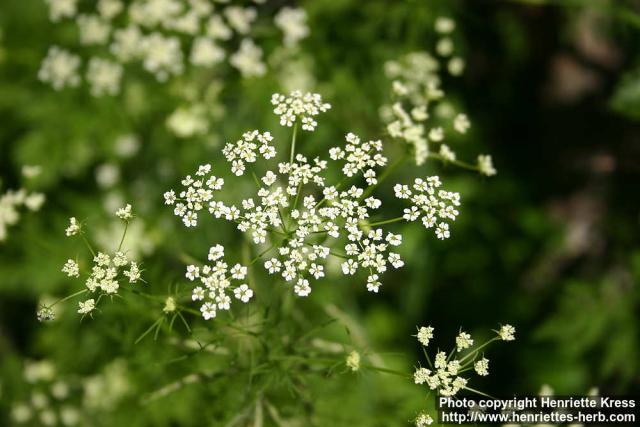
[118,221,129,252]
[289,121,299,164]
[80,233,96,257]
[50,289,88,307]
[365,216,405,227]
[362,150,407,198]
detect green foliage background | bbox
[1,0,639,426]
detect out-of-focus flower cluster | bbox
[10,359,130,426]
[39,1,311,138]
[40,0,310,89]
[0,165,45,243]
[381,17,496,175]
[165,91,462,320]
[412,324,516,426]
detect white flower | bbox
[208,244,225,261]
[190,37,225,67]
[166,105,209,138]
[186,265,200,281]
[453,113,470,133]
[86,58,123,96]
[435,17,456,34]
[141,33,184,81]
[222,130,276,175]
[474,358,489,376]
[38,46,81,90]
[62,259,80,277]
[456,331,473,352]
[78,299,95,315]
[230,39,266,77]
[110,25,144,62]
[366,274,381,293]
[77,14,111,46]
[65,217,81,236]
[163,296,177,313]
[275,7,309,47]
[37,306,55,322]
[216,294,231,310]
[498,324,516,341]
[224,6,256,34]
[416,326,434,346]
[294,278,311,296]
[44,0,78,22]
[477,154,497,176]
[346,350,360,372]
[341,259,357,275]
[448,57,465,76]
[200,302,217,320]
[192,286,205,301]
[230,263,247,280]
[388,253,404,268]
[115,204,132,220]
[164,190,176,205]
[414,367,431,384]
[233,284,253,303]
[415,413,434,427]
[435,223,450,240]
[123,261,141,283]
[439,144,456,162]
[98,0,123,20]
[309,263,324,279]
[271,90,331,131]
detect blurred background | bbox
[1,0,639,426]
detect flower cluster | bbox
[163,164,225,227]
[186,244,254,320]
[412,324,516,426]
[394,177,460,240]
[10,360,82,426]
[0,166,46,242]
[222,130,276,176]
[11,359,131,426]
[380,18,496,174]
[329,133,387,185]
[40,1,309,94]
[166,92,464,319]
[38,204,142,321]
[271,91,331,131]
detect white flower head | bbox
[115,204,133,220]
[78,299,96,315]
[38,46,81,90]
[62,259,80,278]
[474,358,489,376]
[275,7,309,47]
[456,331,473,352]
[498,324,516,341]
[416,326,434,346]
[477,154,497,176]
[271,90,331,131]
[65,217,81,236]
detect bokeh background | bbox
[1,0,639,426]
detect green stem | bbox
[362,151,407,198]
[364,216,405,227]
[50,289,88,307]
[463,386,496,399]
[249,244,275,265]
[429,153,480,172]
[289,121,299,164]
[118,221,129,252]
[80,233,96,257]
[459,338,499,364]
